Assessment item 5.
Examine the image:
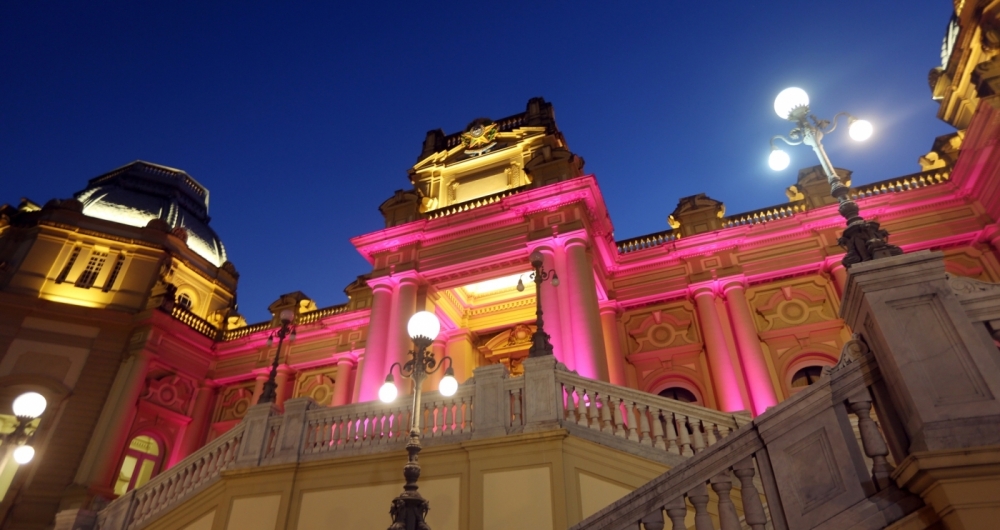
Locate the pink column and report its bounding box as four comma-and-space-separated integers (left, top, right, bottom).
275, 365, 294, 408
826, 259, 849, 297
551, 245, 576, 371
722, 280, 778, 415
563, 238, 609, 380
250, 370, 269, 404
177, 383, 215, 458
86, 351, 151, 490
424, 338, 448, 392
332, 357, 354, 406
532, 246, 568, 367
599, 303, 627, 385
351, 354, 365, 404
691, 285, 745, 412
387, 275, 419, 387
357, 280, 395, 401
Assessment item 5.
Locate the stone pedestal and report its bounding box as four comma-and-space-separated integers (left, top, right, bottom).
841, 251, 1000, 452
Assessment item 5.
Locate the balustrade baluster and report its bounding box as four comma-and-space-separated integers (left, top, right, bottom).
576, 388, 589, 427
733, 457, 767, 530
664, 412, 679, 454
691, 420, 706, 453
676, 415, 693, 456
849, 398, 894, 490
640, 509, 665, 530
711, 472, 741, 530
639, 406, 652, 446
432, 401, 443, 437
349, 413, 361, 448
652, 409, 666, 450
610, 396, 626, 438
626, 401, 639, 442
704, 421, 718, 447
511, 389, 522, 427
587, 392, 600, 431
568, 386, 581, 424
600, 393, 613, 433
664, 496, 687, 530
688, 484, 714, 530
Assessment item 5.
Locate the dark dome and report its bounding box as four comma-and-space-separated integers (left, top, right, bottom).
74, 161, 228, 266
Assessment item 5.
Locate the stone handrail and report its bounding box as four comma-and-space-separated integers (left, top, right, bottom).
571, 337, 921, 530
170, 305, 218, 340
296, 383, 475, 461
97, 423, 245, 530
554, 370, 748, 464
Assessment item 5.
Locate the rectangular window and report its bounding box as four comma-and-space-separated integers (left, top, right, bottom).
102, 254, 125, 292
54, 247, 81, 284
75, 252, 108, 289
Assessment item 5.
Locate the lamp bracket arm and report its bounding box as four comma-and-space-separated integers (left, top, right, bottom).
822, 112, 854, 135
770, 134, 801, 148
427, 355, 452, 375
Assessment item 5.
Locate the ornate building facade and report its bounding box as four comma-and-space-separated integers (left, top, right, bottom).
1, 2, 999, 529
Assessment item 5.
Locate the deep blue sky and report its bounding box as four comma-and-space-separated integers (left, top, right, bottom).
1, 2, 957, 323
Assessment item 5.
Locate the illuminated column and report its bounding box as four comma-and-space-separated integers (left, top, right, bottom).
722, 279, 777, 415
563, 238, 608, 380
386, 275, 419, 386
691, 285, 744, 412
551, 245, 576, 371
357, 280, 394, 401
332, 357, 354, 406
250, 370, 269, 404
599, 303, 627, 385
445, 330, 476, 382
351, 354, 365, 404
275, 366, 293, 408
533, 245, 569, 368
826, 258, 849, 297
177, 383, 215, 459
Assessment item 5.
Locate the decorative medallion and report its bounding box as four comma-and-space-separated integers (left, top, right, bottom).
461, 121, 498, 156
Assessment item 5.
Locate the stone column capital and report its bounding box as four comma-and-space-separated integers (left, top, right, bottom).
688, 281, 719, 299
599, 300, 622, 315
562, 235, 590, 250
720, 276, 748, 294
334, 356, 356, 368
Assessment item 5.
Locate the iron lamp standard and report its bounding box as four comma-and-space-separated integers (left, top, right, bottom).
380, 311, 457, 530
257, 309, 296, 404
768, 87, 902, 266
2, 392, 47, 465
516, 250, 559, 358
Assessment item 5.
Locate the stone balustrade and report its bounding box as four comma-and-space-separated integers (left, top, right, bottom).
571, 336, 922, 530
97, 424, 245, 530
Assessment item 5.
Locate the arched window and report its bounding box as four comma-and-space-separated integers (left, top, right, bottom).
658, 387, 698, 403
176, 293, 193, 310
114, 435, 163, 495
791, 366, 825, 388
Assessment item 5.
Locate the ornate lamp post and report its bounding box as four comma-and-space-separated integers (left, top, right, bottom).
2, 392, 47, 465
516, 250, 559, 357
379, 311, 458, 530
768, 87, 903, 266
257, 309, 296, 404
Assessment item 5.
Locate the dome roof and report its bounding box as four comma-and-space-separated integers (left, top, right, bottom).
74, 161, 228, 267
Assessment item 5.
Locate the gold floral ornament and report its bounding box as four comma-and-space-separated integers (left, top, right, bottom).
461, 122, 498, 149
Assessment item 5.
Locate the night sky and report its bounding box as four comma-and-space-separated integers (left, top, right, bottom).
1, 2, 957, 322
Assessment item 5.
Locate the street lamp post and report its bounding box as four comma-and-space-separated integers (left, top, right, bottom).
768, 87, 903, 266
2, 392, 48, 465
379, 311, 458, 530
516, 250, 559, 358
257, 309, 296, 404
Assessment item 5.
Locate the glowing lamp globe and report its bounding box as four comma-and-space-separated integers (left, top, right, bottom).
13, 445, 35, 464
407, 311, 440, 341
774, 87, 809, 120
379, 375, 398, 403
13, 392, 46, 419
849, 119, 873, 141
439, 368, 458, 397
768, 149, 791, 171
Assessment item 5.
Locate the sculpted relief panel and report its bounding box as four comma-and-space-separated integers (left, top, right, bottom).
624, 306, 698, 354
749, 279, 837, 332
622, 303, 711, 403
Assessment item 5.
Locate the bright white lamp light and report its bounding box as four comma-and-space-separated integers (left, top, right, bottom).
768, 149, 791, 171
12, 445, 35, 464
13, 392, 46, 419
379, 375, 398, 403
407, 311, 440, 341
849, 119, 873, 141
774, 87, 810, 120
439, 368, 458, 397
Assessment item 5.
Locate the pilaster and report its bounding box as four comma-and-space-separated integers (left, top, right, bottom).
721, 277, 777, 415
690, 283, 744, 412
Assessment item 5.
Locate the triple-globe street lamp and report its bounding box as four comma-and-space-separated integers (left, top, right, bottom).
767, 87, 902, 266
379, 311, 457, 530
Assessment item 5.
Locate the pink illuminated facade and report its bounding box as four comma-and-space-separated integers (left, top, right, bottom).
3, 85, 1000, 526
